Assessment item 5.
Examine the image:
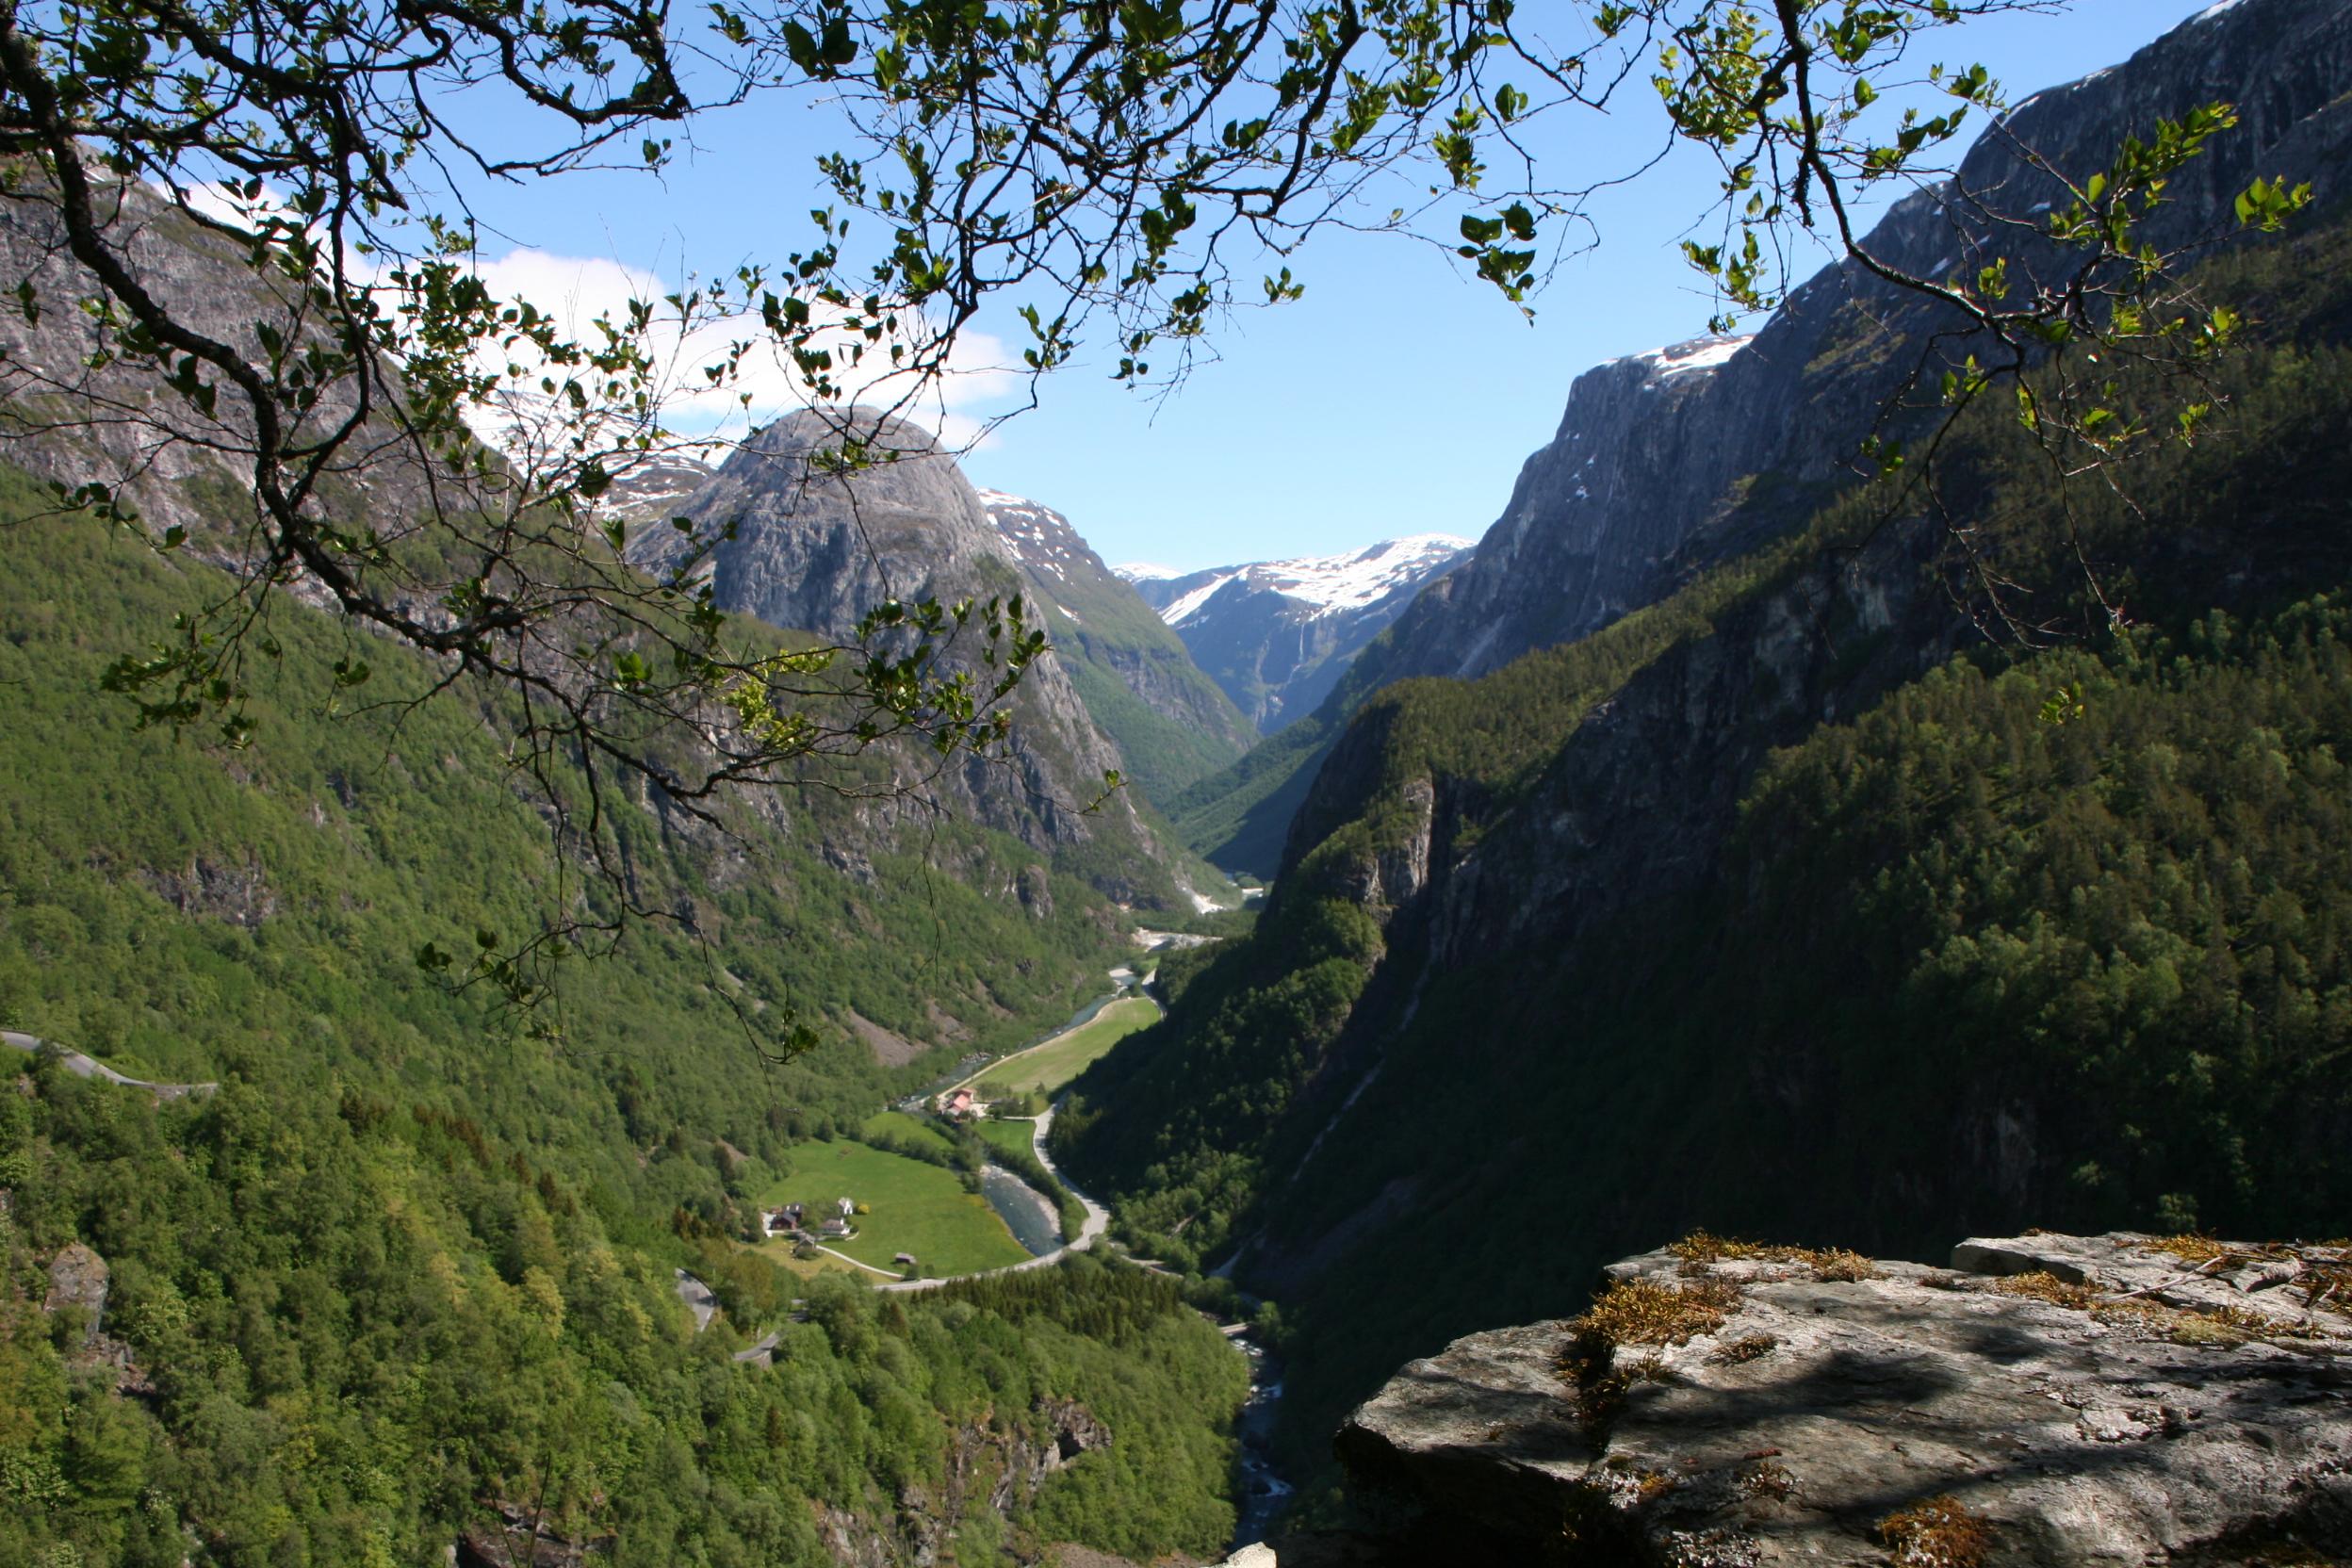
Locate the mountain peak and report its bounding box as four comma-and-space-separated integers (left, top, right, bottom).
1124, 533, 1475, 730
1140, 534, 1475, 630
970, 488, 1260, 799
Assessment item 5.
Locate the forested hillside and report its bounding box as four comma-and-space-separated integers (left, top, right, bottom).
4, 1068, 1244, 1565
1057, 195, 2352, 1513
0, 471, 1250, 1565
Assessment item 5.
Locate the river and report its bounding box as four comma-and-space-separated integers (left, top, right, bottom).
956, 1116, 1295, 1544
1231, 1335, 1293, 1548
978, 1163, 1062, 1256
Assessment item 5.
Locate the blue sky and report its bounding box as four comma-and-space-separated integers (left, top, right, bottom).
450, 1, 2233, 573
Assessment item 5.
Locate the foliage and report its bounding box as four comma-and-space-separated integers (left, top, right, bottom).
1168, 692, 1347, 877
0, 1069, 1247, 1565
762, 0, 2252, 391
1727, 600, 2352, 1238
0, 459, 1261, 1555
0, 0, 2292, 835
0, 510, 1135, 1177
1021, 549, 1255, 807
1571, 1278, 1740, 1349
1054, 895, 1383, 1274
1880, 1496, 1994, 1568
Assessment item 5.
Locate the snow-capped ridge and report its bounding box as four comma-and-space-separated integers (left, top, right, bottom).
1146, 532, 1474, 627
1633, 334, 1756, 379
1245, 533, 1477, 616
1125, 531, 1477, 729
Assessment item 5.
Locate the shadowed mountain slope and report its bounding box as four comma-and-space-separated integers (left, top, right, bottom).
981, 489, 1258, 806
1054, 0, 2352, 1511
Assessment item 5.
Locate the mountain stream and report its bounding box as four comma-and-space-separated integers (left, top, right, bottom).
1232, 1336, 1293, 1549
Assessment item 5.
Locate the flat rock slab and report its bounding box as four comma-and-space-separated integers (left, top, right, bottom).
1335, 1234, 2352, 1568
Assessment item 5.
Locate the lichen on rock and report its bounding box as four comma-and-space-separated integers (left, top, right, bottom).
1320, 1232, 2352, 1568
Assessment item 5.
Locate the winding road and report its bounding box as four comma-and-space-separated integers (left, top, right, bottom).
880, 1102, 1109, 1292
4, 1030, 217, 1099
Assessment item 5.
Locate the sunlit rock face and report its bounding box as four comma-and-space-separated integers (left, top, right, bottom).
1312, 1233, 2352, 1568
629, 408, 1192, 897
1364, 0, 2352, 691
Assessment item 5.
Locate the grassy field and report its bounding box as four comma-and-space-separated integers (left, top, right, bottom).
755, 1244, 872, 1282
972, 995, 1161, 1099
978, 1119, 1038, 1160
861, 1109, 956, 1155
753, 1138, 1028, 1279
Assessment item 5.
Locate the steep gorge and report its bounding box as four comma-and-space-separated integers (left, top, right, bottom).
1057, 0, 2352, 1510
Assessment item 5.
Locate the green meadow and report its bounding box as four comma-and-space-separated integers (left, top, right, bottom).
755, 1137, 1029, 1278
979, 1118, 1039, 1160
975, 996, 1162, 1099
862, 1108, 958, 1155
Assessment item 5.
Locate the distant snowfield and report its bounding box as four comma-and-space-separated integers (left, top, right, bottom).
1120, 533, 1475, 626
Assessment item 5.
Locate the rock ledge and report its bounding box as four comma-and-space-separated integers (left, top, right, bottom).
1313, 1233, 2352, 1567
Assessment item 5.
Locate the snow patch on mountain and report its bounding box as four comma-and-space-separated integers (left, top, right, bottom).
977, 488, 1096, 583
1634, 334, 1756, 379
1146, 534, 1475, 627
1154, 573, 1238, 627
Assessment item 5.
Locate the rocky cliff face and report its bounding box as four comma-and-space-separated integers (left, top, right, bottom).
0, 177, 447, 546
605, 459, 1255, 807
1369, 339, 1754, 685
629, 408, 1210, 904
810, 1396, 1116, 1568
1270, 0, 2352, 1045
1122, 536, 1473, 731
1279, 1233, 2352, 1568
1170, 0, 2352, 868
1362, 0, 2352, 692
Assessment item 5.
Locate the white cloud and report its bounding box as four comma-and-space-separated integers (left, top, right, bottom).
465, 246, 1021, 459
126, 188, 1017, 465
